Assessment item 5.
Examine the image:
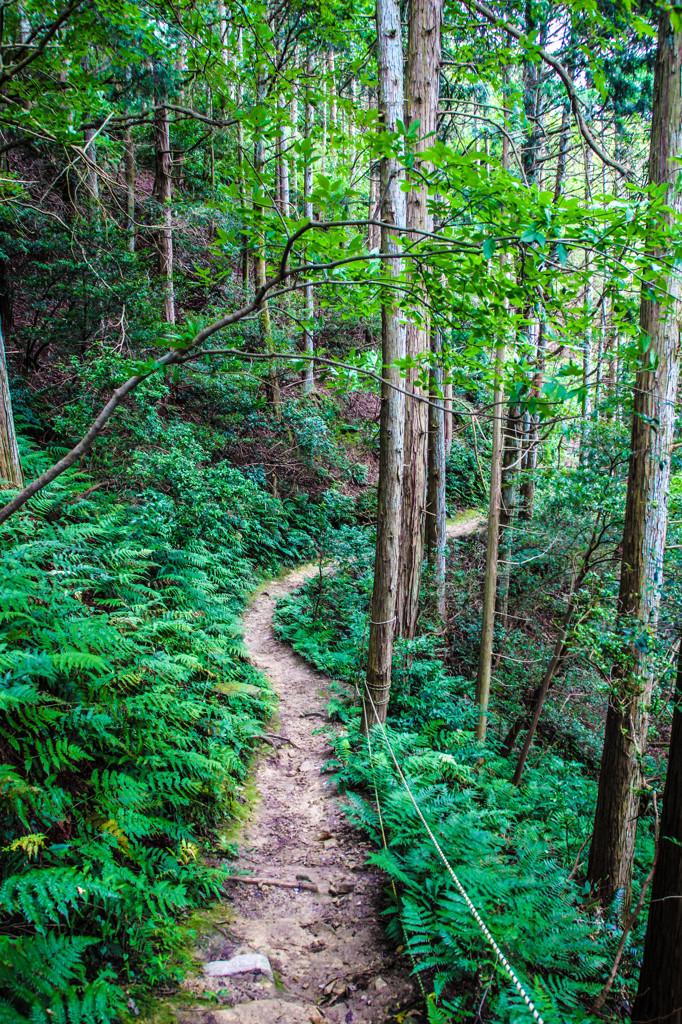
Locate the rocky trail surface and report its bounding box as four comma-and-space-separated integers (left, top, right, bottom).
163, 513, 484, 1024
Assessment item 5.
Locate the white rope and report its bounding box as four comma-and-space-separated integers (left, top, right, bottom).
362, 685, 545, 1024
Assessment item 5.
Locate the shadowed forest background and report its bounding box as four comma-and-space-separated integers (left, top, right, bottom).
1, 0, 682, 1022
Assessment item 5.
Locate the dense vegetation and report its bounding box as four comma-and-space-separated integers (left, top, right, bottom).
2, 0, 682, 1022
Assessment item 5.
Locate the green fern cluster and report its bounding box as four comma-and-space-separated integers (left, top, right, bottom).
0, 447, 298, 1022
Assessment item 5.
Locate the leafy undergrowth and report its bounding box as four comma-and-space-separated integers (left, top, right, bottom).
0, 440, 321, 1024
273, 533, 654, 1024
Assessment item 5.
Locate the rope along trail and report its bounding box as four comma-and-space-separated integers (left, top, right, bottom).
361, 678, 546, 1024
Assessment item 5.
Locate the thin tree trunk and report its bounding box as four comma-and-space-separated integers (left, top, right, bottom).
0, 317, 22, 488
474, 118, 513, 740
517, 18, 544, 521
302, 48, 315, 394
278, 93, 290, 217
396, 0, 443, 640
154, 102, 175, 324
426, 326, 447, 619
362, 0, 406, 735
321, 53, 328, 173
511, 609, 574, 786
495, 405, 521, 627
582, 147, 594, 428
83, 128, 99, 211
236, 27, 248, 297
519, 320, 546, 520
290, 50, 299, 212
588, 9, 682, 907
123, 122, 135, 253
632, 638, 682, 1023
475, 340, 506, 740
443, 379, 453, 455
368, 88, 381, 251
349, 76, 357, 159
595, 293, 606, 412
327, 49, 337, 128
553, 103, 571, 203
254, 68, 280, 417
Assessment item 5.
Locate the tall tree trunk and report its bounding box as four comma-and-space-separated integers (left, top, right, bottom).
83, 128, 99, 211
123, 121, 135, 253
254, 68, 280, 417
396, 0, 443, 640
0, 317, 22, 488
290, 50, 299, 212
302, 48, 315, 395
495, 405, 521, 627
588, 9, 682, 907
553, 102, 571, 203
362, 0, 406, 735
632, 638, 682, 1023
475, 340, 506, 740
321, 53, 328, 173
443, 379, 453, 455
582, 147, 594, 428
327, 49, 337, 128
474, 120, 512, 741
426, 326, 447, 619
519, 320, 545, 520
368, 88, 381, 251
154, 102, 175, 324
278, 93, 290, 217
517, 13, 544, 521
236, 27, 248, 296
348, 76, 357, 159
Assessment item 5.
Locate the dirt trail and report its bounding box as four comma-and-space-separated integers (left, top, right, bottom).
171, 513, 484, 1024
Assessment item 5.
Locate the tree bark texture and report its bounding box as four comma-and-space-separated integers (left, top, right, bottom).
154, 102, 175, 324
632, 640, 682, 1024
588, 10, 682, 906
363, 0, 407, 734
0, 318, 22, 488
397, 0, 443, 640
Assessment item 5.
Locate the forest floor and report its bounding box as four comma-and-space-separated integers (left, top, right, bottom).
156, 512, 484, 1024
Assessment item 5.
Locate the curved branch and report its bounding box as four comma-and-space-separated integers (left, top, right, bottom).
463, 0, 632, 179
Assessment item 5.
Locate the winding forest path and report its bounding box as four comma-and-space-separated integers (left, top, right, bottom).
171, 512, 484, 1024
